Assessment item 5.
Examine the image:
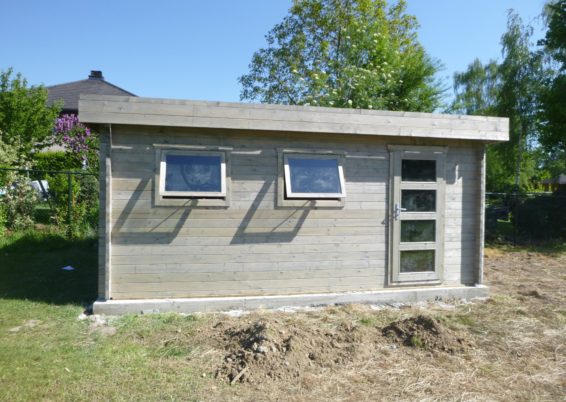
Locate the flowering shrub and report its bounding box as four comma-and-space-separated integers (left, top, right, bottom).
53, 114, 98, 169
2, 173, 38, 231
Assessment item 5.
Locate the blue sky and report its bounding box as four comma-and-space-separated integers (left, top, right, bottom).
1, 0, 547, 104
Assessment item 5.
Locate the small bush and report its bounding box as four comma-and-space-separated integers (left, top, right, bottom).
48, 173, 98, 237
33, 151, 81, 172
0, 201, 7, 232
2, 174, 38, 231
514, 194, 566, 240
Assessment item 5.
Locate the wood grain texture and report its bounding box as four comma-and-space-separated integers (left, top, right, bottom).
98, 126, 111, 300
97, 122, 483, 300
79, 95, 509, 142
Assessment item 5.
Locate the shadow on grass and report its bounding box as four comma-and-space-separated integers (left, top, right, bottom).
485, 239, 566, 256
0, 231, 98, 305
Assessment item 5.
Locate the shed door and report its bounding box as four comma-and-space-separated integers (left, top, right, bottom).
389, 147, 446, 285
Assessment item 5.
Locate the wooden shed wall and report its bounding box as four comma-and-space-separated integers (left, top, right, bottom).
105, 126, 482, 300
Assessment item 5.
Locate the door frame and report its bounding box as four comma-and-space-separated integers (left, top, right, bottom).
387, 145, 447, 286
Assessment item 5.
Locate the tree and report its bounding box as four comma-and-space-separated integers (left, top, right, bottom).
452, 11, 546, 191
539, 0, 566, 168
452, 58, 499, 116
0, 68, 60, 166
239, 0, 444, 112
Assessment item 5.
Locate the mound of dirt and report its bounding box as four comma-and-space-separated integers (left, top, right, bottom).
382, 315, 472, 354
214, 316, 381, 384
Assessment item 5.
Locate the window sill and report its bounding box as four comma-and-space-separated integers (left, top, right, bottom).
154, 195, 230, 208
276, 197, 345, 209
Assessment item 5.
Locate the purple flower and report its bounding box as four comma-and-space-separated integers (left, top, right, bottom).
53, 113, 95, 164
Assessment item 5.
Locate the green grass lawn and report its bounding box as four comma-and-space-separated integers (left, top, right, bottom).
0, 230, 209, 401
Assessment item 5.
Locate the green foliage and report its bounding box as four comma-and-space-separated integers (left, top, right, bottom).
33, 151, 82, 172
408, 334, 425, 349
452, 11, 547, 192
30, 153, 98, 236
48, 173, 99, 237
0, 138, 17, 183
0, 201, 6, 233
452, 59, 499, 115
542, 0, 566, 66
514, 194, 566, 240
0, 134, 16, 167
239, 0, 444, 111
539, 0, 566, 165
0, 68, 60, 165
2, 173, 39, 231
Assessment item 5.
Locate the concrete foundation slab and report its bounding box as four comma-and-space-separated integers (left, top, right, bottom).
93, 285, 489, 315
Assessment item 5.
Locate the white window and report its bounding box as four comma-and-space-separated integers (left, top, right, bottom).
277, 149, 346, 208
159, 150, 226, 197
283, 153, 346, 199
154, 145, 231, 208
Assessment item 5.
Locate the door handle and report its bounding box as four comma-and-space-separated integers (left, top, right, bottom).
394, 203, 407, 221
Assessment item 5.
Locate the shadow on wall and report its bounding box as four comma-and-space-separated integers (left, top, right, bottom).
111, 178, 192, 245
0, 233, 98, 305
230, 179, 310, 244
110, 147, 389, 246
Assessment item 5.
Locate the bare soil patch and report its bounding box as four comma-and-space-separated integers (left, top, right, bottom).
212, 312, 474, 385
382, 315, 473, 353
183, 248, 566, 401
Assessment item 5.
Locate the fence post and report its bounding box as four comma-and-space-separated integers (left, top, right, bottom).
67, 172, 73, 238
512, 188, 518, 246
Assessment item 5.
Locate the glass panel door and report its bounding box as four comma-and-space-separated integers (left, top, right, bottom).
389, 148, 445, 284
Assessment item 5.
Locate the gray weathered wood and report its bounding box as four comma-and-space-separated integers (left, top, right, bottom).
86, 103, 496, 301
79, 95, 509, 142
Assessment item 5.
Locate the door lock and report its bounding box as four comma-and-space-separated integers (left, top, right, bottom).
394, 203, 407, 221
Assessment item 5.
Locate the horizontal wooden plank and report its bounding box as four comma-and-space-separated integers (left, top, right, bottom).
109, 207, 385, 220
113, 258, 386, 274
110, 283, 381, 299
111, 250, 385, 265
110, 199, 387, 214
112, 266, 382, 284
80, 95, 508, 142
111, 242, 383, 256
110, 225, 383, 238
112, 217, 385, 229
111, 233, 386, 246
111, 274, 380, 293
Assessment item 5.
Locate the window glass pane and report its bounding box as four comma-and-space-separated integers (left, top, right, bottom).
401, 220, 435, 242
165, 154, 222, 192
402, 159, 436, 181
400, 250, 435, 272
288, 157, 342, 194
401, 190, 436, 212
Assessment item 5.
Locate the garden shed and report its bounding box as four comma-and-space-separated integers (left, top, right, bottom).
79, 95, 508, 314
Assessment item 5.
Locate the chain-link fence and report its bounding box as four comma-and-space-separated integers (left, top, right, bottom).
486, 191, 566, 244
0, 167, 98, 237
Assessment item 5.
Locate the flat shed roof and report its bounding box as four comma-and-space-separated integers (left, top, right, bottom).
79, 94, 508, 142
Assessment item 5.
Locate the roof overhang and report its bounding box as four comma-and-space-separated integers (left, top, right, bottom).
79, 94, 509, 142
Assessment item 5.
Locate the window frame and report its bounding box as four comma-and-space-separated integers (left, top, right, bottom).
154, 144, 231, 208
283, 153, 347, 199
159, 150, 226, 198
277, 149, 346, 208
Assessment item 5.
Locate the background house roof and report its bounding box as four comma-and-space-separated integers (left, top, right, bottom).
47, 71, 136, 114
